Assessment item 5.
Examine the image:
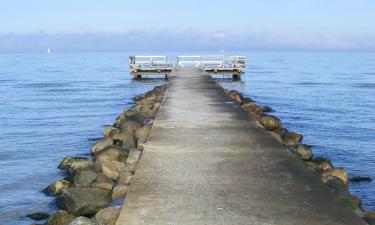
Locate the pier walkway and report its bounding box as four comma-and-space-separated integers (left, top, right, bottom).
116, 68, 365, 225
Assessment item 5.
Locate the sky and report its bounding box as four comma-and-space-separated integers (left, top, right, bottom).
0, 0, 375, 52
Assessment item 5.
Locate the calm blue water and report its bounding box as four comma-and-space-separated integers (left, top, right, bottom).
0, 52, 374, 224
0, 53, 166, 225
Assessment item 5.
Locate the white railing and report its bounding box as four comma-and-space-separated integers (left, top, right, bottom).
129, 56, 173, 72
176, 55, 246, 73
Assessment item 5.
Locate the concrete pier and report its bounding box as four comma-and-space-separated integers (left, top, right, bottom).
116, 68, 366, 225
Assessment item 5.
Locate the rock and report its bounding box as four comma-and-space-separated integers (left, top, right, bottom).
56, 187, 112, 216
113, 130, 136, 150
259, 115, 282, 131
320, 168, 348, 186
94, 147, 128, 165
350, 176, 372, 182
44, 179, 72, 196
46, 210, 76, 225
69, 160, 94, 175
92, 173, 114, 190
144, 90, 157, 101
227, 90, 242, 103
118, 170, 134, 185
295, 144, 313, 161
125, 148, 142, 172
91, 138, 113, 155
58, 157, 90, 171
104, 127, 119, 138
94, 206, 122, 225
26, 212, 49, 220
94, 147, 128, 180
69, 217, 97, 225
304, 157, 333, 172
99, 160, 126, 180
261, 106, 273, 112
312, 157, 333, 171
278, 129, 303, 146
112, 184, 129, 200
113, 114, 126, 128
135, 126, 151, 149
74, 170, 98, 187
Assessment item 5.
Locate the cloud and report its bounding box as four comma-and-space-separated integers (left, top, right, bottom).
0, 30, 374, 53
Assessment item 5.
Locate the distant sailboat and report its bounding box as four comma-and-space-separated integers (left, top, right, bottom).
47, 48, 51, 54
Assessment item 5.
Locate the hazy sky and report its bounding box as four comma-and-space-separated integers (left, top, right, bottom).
1, 0, 375, 52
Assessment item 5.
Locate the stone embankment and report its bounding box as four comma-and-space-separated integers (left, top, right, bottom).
29, 85, 167, 225
225, 88, 375, 224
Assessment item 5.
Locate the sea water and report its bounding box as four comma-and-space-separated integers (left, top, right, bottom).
0, 52, 374, 224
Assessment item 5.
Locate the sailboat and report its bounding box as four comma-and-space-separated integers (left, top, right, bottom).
47, 48, 51, 54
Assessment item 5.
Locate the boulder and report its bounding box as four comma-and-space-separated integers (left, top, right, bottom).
74, 170, 98, 187
91, 138, 113, 155
91, 173, 114, 190
261, 106, 273, 112
68, 160, 94, 175
98, 160, 126, 180
56, 187, 112, 216
94, 147, 128, 165
350, 176, 372, 183
304, 157, 333, 172
227, 90, 242, 103
135, 126, 151, 149
320, 168, 348, 186
69, 217, 97, 225
94, 147, 128, 180
278, 129, 303, 146
295, 144, 313, 161
58, 157, 90, 171
46, 210, 76, 225
144, 90, 157, 101
259, 115, 282, 131
118, 169, 134, 185
26, 212, 49, 220
44, 179, 72, 196
113, 130, 136, 150
113, 114, 126, 128
112, 184, 129, 200
94, 206, 122, 225
125, 148, 142, 172
103, 127, 119, 138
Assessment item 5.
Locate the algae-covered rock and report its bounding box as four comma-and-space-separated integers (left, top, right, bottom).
56, 187, 112, 216
68, 160, 94, 175
259, 115, 282, 131
58, 157, 90, 171
74, 170, 98, 187
44, 179, 72, 196
46, 210, 76, 225
320, 168, 348, 186
295, 144, 313, 161
94, 206, 122, 225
